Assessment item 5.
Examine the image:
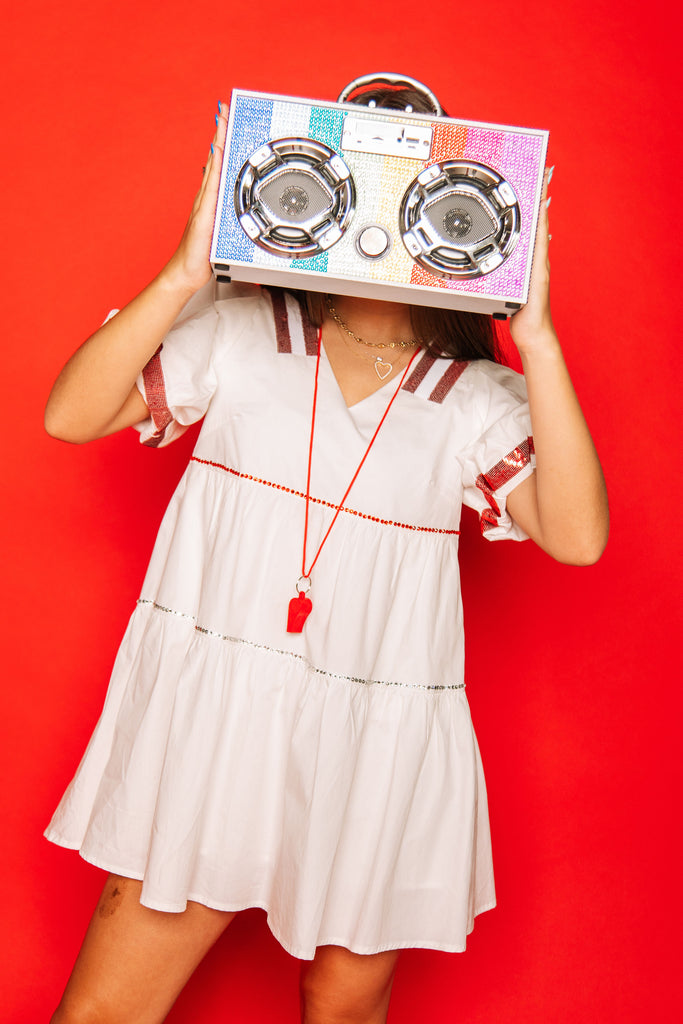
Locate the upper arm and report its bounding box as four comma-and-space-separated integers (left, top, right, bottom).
505, 471, 543, 546
96, 384, 150, 439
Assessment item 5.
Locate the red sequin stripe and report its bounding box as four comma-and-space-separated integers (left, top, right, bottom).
141, 346, 173, 448
266, 288, 292, 352
191, 456, 460, 535
402, 352, 468, 403
476, 437, 535, 533
402, 352, 436, 393
265, 287, 318, 355
429, 360, 468, 402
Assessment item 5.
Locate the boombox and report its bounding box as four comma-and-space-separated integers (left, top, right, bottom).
211, 79, 548, 317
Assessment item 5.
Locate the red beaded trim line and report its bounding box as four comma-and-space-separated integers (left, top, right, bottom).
191, 456, 460, 535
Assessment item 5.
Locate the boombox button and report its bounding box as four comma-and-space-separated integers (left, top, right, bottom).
357, 226, 390, 259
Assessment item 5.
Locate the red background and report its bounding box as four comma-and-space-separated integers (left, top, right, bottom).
2, 1, 681, 1020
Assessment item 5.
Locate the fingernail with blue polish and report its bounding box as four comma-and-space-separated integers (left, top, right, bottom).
217, 100, 222, 113
548, 165, 555, 183
546, 196, 552, 208
211, 142, 215, 155
215, 114, 219, 126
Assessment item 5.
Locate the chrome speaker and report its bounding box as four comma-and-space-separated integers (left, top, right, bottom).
234, 137, 355, 258
399, 161, 521, 278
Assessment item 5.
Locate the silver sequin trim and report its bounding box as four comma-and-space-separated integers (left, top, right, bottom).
137, 599, 465, 692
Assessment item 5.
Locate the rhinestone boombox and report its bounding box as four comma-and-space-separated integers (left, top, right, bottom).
211, 87, 548, 317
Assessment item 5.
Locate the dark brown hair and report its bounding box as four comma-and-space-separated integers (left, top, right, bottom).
297, 292, 500, 363
296, 82, 502, 364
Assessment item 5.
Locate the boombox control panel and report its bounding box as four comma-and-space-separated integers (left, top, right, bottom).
211, 90, 548, 316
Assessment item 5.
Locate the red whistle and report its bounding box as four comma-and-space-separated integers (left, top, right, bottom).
287, 592, 312, 633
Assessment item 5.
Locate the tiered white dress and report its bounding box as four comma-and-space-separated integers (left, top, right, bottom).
45, 282, 536, 960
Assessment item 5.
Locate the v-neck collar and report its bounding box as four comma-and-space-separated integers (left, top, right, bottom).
264, 286, 470, 407
319, 338, 413, 412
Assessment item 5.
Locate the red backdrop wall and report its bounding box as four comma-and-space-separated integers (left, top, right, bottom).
2, 0, 680, 1019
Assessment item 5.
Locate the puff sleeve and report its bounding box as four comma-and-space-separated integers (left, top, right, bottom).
460, 362, 536, 541
132, 281, 224, 448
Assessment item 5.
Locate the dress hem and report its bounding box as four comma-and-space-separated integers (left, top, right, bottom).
44, 829, 496, 961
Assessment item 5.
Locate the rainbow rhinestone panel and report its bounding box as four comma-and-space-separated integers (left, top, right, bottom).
213, 92, 547, 303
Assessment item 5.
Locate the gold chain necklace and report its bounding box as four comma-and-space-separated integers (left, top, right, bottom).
325, 296, 419, 381
325, 296, 418, 350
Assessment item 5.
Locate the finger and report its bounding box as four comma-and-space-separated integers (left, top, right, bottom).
216, 101, 228, 147
533, 166, 554, 260
206, 105, 227, 159
197, 103, 228, 197
193, 147, 224, 233
205, 141, 224, 201
542, 165, 554, 221
197, 143, 217, 202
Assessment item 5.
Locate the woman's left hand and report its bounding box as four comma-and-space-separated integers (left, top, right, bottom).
509, 168, 554, 354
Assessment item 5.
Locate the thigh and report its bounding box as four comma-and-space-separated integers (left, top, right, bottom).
52, 874, 237, 1024
300, 944, 401, 1024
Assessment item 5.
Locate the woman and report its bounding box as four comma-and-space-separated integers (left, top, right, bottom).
44, 78, 609, 1024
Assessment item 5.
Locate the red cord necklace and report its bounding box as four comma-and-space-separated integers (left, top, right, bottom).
287, 328, 420, 633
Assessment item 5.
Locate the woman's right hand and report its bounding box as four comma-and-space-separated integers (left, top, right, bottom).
162, 102, 229, 295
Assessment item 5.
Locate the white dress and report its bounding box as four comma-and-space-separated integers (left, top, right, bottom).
45, 282, 535, 960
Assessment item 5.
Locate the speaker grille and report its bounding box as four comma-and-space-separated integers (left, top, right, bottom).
424, 195, 496, 247
443, 208, 472, 239
259, 169, 333, 224
235, 138, 355, 258
280, 186, 309, 216
399, 160, 521, 279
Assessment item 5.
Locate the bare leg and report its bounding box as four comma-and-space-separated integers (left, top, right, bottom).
51, 874, 237, 1024
300, 945, 401, 1024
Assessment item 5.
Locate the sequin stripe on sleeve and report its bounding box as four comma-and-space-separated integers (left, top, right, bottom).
140, 346, 173, 448
476, 437, 536, 535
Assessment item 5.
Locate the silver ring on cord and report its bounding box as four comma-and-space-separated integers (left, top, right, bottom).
296, 576, 312, 595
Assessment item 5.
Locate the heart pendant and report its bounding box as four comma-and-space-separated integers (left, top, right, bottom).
374, 358, 392, 381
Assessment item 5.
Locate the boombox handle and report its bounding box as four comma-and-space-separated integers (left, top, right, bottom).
337, 73, 444, 117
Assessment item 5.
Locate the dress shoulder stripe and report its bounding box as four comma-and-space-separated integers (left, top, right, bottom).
402, 352, 468, 403
265, 287, 318, 355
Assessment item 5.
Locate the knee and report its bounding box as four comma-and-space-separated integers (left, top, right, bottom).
300, 978, 373, 1024
299, 954, 397, 1024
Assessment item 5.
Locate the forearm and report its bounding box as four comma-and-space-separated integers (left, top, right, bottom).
513, 329, 609, 564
